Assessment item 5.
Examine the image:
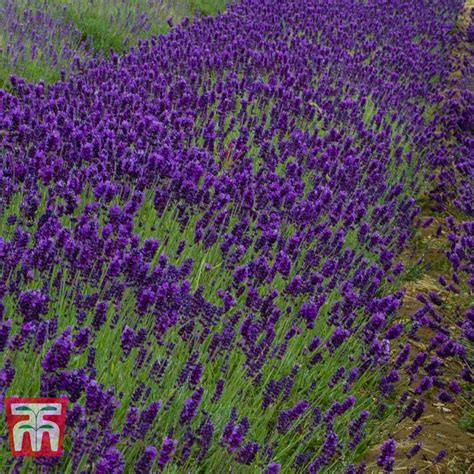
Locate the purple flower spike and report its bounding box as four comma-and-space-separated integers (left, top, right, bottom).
180, 387, 203, 424
158, 436, 177, 469
377, 437, 396, 471
265, 462, 281, 474
135, 446, 157, 473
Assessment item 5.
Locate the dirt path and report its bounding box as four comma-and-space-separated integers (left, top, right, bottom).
363, 217, 473, 473
363, 1, 474, 472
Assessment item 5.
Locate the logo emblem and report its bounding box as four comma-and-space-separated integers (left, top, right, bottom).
5, 397, 68, 457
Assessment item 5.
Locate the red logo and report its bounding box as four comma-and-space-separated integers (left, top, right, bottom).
5, 397, 68, 457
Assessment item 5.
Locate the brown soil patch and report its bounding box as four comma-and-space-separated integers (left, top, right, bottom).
363, 215, 473, 472
363, 1, 474, 462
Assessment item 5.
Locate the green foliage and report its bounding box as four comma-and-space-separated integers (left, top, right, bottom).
0, 58, 60, 90
63, 8, 129, 54
459, 410, 474, 433
190, 0, 228, 16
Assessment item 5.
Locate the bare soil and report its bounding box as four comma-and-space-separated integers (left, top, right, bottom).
364, 1, 474, 470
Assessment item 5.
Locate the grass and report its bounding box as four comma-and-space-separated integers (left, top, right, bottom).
459, 411, 474, 433
0, 56, 62, 88
190, 0, 228, 15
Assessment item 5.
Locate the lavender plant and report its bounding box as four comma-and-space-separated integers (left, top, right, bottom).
0, 0, 192, 88
0, 0, 472, 472
0, 0, 89, 86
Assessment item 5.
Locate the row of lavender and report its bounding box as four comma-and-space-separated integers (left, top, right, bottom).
0, 0, 189, 87
0, 0, 472, 472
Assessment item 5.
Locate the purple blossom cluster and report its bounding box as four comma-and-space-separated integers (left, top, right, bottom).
0, 0, 472, 471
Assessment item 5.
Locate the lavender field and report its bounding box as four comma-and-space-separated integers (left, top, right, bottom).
0, 0, 473, 472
